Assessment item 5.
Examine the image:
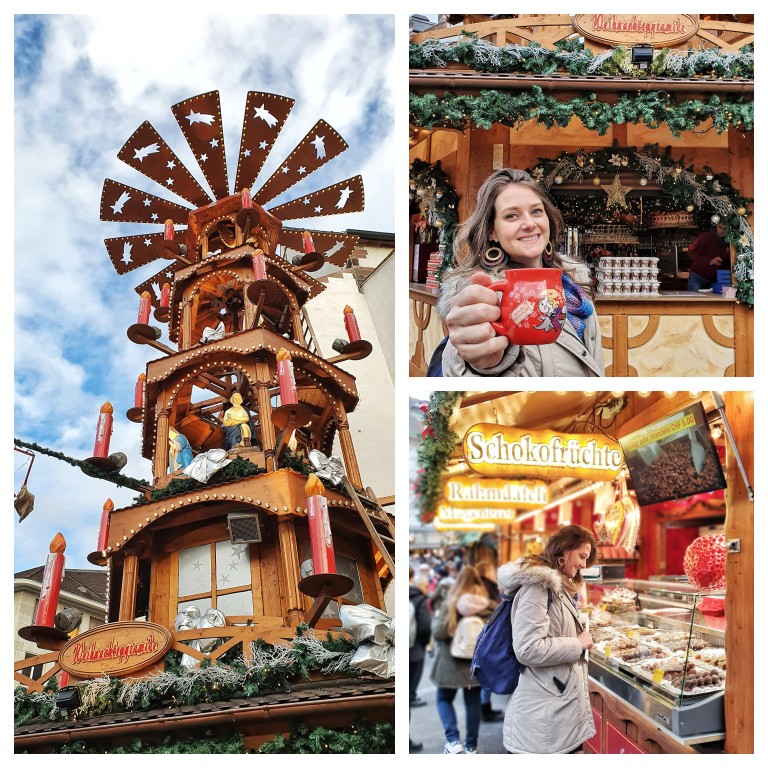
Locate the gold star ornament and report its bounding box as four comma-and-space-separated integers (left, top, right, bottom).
602, 173, 632, 209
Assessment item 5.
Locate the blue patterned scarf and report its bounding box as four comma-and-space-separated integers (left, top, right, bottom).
561, 272, 593, 341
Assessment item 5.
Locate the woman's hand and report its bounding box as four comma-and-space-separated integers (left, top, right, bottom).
445, 271, 509, 369
577, 629, 594, 651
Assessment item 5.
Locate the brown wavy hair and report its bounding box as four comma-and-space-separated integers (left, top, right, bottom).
523, 524, 599, 594
444, 564, 488, 635
438, 168, 590, 317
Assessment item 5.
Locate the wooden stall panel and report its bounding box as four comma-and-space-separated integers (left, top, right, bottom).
586, 706, 603, 754
606, 722, 646, 754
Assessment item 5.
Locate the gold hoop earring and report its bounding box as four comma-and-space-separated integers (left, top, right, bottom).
543, 240, 554, 265
481, 244, 508, 269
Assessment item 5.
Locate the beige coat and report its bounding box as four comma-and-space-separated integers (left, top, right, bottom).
497, 560, 595, 754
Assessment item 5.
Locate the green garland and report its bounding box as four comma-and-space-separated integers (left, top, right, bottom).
46, 722, 395, 754
409, 87, 753, 139
413, 392, 464, 524
54, 732, 245, 754
13, 626, 365, 728
13, 438, 151, 491
409, 159, 460, 279
531, 143, 753, 305
410, 34, 754, 80
259, 720, 395, 753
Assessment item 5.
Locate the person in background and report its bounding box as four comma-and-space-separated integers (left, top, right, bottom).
686, 223, 730, 291
430, 565, 495, 754
476, 561, 503, 723
497, 525, 598, 754
409, 566, 432, 748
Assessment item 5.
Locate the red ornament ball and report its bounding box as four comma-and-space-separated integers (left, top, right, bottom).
683, 534, 726, 590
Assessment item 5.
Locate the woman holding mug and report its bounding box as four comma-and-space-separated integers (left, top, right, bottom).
437, 168, 603, 377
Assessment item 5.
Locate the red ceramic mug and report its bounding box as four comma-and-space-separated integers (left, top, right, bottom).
487, 268, 566, 345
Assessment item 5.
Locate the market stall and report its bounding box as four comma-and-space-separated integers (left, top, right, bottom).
413, 390, 753, 753
408, 15, 754, 376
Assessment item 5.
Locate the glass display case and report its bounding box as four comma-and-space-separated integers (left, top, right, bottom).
583, 579, 726, 743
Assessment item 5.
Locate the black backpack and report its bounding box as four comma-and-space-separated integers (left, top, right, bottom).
470, 587, 552, 695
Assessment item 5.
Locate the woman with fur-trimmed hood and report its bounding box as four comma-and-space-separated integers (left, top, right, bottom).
496, 525, 599, 753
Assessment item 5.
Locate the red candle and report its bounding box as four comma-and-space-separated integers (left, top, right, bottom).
34, 533, 66, 627
163, 218, 174, 241
241, 187, 252, 209
305, 474, 336, 575
252, 249, 267, 281
138, 291, 152, 325
93, 402, 114, 458
302, 230, 315, 254
159, 283, 170, 308
343, 305, 361, 342
276, 348, 298, 405
134, 373, 146, 408
97, 499, 114, 552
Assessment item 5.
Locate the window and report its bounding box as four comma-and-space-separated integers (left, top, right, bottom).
177, 541, 253, 620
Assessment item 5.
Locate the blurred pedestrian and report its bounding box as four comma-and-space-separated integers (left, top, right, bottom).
430, 565, 494, 754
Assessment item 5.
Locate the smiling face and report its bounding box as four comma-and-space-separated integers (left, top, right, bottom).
561, 542, 593, 578
490, 183, 551, 268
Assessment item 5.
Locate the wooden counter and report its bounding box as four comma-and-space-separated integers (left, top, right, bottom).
596, 292, 752, 377
409, 287, 753, 377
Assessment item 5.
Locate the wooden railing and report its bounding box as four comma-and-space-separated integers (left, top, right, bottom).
13, 621, 330, 694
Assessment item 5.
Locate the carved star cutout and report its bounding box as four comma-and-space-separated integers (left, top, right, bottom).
243, 149, 251, 157
302, 197, 311, 205
210, 138, 219, 147
151, 212, 159, 220
167, 160, 176, 169
258, 141, 267, 150
143, 197, 152, 207
602, 173, 632, 209
314, 205, 323, 213
200, 153, 208, 162
281, 165, 289, 174
166, 177, 174, 186
143, 238, 152, 246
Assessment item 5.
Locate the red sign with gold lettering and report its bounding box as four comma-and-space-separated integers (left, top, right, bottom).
59, 621, 172, 678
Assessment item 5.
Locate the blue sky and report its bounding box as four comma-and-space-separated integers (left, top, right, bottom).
12, 13, 396, 572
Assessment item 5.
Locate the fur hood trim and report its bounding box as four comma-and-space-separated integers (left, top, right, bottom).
497, 558, 565, 596
456, 592, 490, 616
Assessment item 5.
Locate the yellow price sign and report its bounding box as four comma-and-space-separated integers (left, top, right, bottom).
605, 645, 612, 658
627, 630, 635, 638
652, 668, 665, 685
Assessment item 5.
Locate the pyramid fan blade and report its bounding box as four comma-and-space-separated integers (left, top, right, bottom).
234, 91, 295, 195
255, 120, 349, 205
117, 121, 211, 207
278, 228, 359, 268
100, 179, 191, 224
268, 175, 364, 220
105, 230, 187, 275
171, 91, 229, 200
134, 263, 187, 307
